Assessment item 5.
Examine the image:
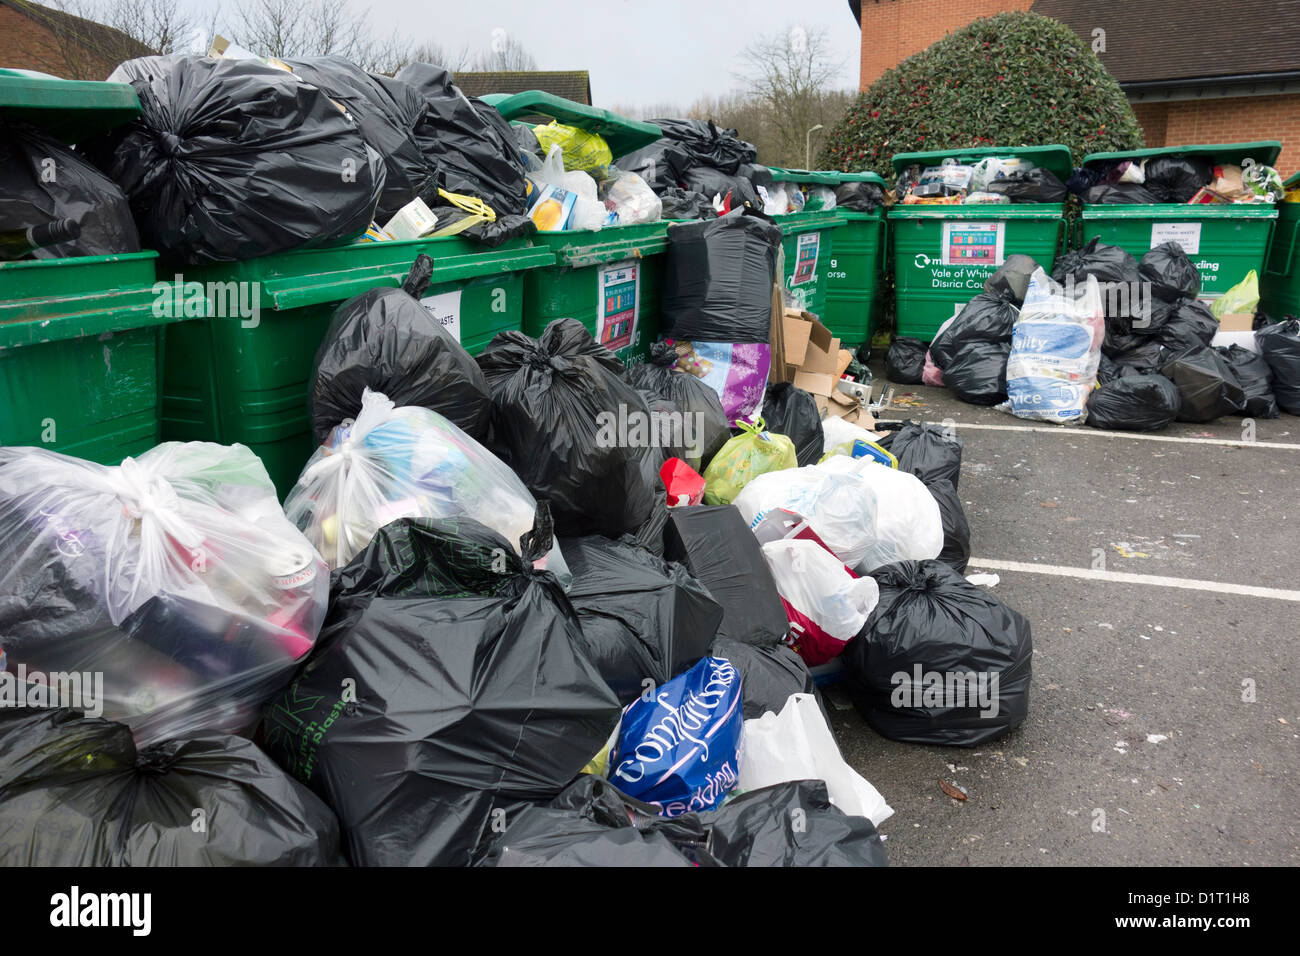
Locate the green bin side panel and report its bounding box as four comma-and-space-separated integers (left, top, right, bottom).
891, 213, 1062, 341
1261, 201, 1300, 320
777, 215, 843, 321
162, 245, 533, 500
822, 212, 885, 349
1080, 208, 1276, 297
0, 326, 163, 464
523, 257, 663, 366
522, 224, 669, 366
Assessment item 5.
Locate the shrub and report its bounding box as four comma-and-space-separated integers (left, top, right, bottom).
820, 12, 1143, 178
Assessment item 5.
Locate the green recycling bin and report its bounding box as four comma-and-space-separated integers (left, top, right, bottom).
483, 90, 667, 364
889, 145, 1071, 341
781, 170, 887, 350
1257, 171, 1299, 321
521, 223, 670, 364
770, 207, 845, 321
1079, 142, 1280, 300
0, 69, 182, 465
161, 236, 554, 498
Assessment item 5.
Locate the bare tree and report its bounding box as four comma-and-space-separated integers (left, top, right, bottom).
467, 30, 537, 71
736, 25, 850, 168
232, 0, 369, 60
379, 39, 474, 76
96, 0, 206, 54
32, 0, 165, 78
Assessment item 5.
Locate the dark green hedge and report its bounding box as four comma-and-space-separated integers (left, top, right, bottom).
820, 12, 1143, 178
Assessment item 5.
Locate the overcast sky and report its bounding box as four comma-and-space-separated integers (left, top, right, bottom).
201, 0, 863, 110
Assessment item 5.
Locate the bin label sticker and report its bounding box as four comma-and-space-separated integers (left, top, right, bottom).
792, 233, 820, 285
598, 260, 639, 353
421, 289, 463, 343
941, 221, 1004, 266
1151, 222, 1201, 256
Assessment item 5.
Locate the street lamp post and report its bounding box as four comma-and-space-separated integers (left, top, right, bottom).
805, 124, 824, 169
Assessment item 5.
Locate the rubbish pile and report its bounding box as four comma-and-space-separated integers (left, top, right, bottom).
895, 155, 1067, 205
1070, 155, 1285, 205
886, 236, 1300, 431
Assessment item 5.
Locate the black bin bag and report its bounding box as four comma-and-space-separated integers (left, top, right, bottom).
659, 187, 716, 220
88, 55, 384, 264
927, 478, 970, 573
614, 140, 693, 193
0, 121, 140, 257
983, 254, 1041, 307
650, 118, 757, 175
285, 56, 440, 222
394, 63, 528, 216
1255, 318, 1300, 415
1159, 345, 1247, 423
1143, 156, 1212, 204
1215, 344, 1279, 419
943, 341, 1011, 406
0, 709, 341, 866
834, 181, 885, 213
664, 506, 788, 647
1140, 242, 1201, 303
476, 318, 657, 539
1052, 238, 1139, 288
844, 560, 1033, 746
928, 291, 1018, 371
1082, 183, 1163, 204
761, 382, 825, 467
984, 166, 1067, 204
559, 536, 723, 705
1085, 374, 1182, 431
1152, 300, 1217, 352
626, 341, 731, 472
259, 514, 622, 867
874, 420, 964, 488
886, 337, 927, 383
681, 166, 761, 210
310, 254, 492, 443
661, 207, 782, 343
711, 637, 817, 720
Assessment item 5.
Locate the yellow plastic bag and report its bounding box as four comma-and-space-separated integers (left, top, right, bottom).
533, 121, 613, 173
1211, 270, 1260, 319
702, 418, 798, 506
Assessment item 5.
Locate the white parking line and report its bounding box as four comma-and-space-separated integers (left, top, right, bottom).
968, 557, 1300, 603
879, 419, 1300, 451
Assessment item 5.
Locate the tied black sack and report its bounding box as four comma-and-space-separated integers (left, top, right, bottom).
1215, 344, 1279, 419
259, 515, 621, 867
761, 382, 825, 467
1140, 242, 1201, 303
661, 207, 782, 344
310, 254, 492, 444
845, 560, 1033, 747
394, 63, 528, 217
1159, 345, 1247, 422
558, 536, 723, 705
886, 337, 928, 384
1255, 318, 1300, 415
284, 57, 440, 222
1085, 374, 1182, 431
0, 709, 341, 866
626, 341, 731, 472
0, 121, 140, 257
874, 420, 964, 488
88, 54, 384, 264
476, 318, 657, 538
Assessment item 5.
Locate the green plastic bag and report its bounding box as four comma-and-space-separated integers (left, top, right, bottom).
1211, 270, 1260, 319
702, 418, 798, 506
533, 121, 613, 173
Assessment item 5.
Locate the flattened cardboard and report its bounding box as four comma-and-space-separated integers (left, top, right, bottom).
1217, 313, 1254, 333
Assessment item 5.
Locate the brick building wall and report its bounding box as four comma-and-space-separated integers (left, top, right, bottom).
858, 0, 1031, 88
1136, 95, 1300, 177
0, 5, 125, 80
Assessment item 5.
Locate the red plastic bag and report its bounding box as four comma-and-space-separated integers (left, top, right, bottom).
661, 457, 705, 507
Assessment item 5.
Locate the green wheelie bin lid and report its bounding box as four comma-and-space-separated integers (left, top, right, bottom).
1081, 141, 1282, 171
481, 91, 662, 158
891, 144, 1074, 184
767, 167, 888, 188
0, 68, 141, 142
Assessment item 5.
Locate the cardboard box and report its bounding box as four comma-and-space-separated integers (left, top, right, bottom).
1217, 313, 1254, 333
770, 306, 877, 426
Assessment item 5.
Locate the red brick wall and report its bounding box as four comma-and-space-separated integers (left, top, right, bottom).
1156, 94, 1300, 178
1130, 102, 1168, 148
859, 0, 1032, 89
0, 7, 119, 80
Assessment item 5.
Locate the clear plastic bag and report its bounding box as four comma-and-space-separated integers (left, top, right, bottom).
737, 692, 893, 825
601, 167, 662, 225
0, 443, 327, 745
284, 388, 568, 578
529, 144, 605, 231
734, 457, 942, 574
761, 539, 880, 665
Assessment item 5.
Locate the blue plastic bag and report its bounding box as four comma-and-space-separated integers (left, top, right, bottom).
608, 656, 745, 816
